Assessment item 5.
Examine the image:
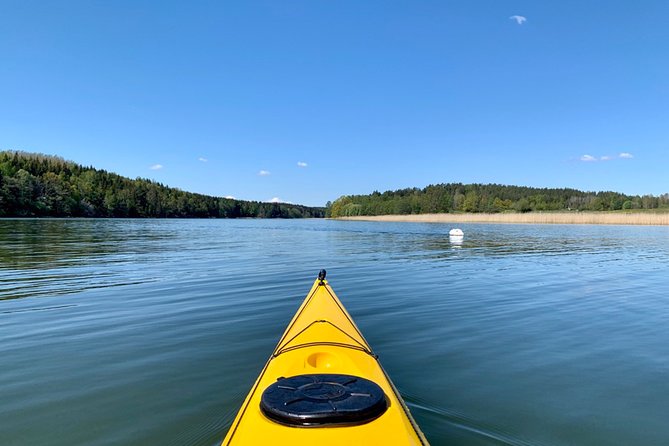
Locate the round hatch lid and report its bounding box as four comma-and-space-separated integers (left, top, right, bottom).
260, 373, 388, 427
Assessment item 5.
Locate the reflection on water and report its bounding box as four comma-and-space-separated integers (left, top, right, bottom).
1, 219, 669, 446
1, 219, 176, 267
0, 219, 179, 300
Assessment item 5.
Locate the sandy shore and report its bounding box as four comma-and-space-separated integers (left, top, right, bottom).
337, 212, 669, 226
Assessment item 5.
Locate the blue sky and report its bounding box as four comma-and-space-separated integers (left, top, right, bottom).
1, 1, 667, 206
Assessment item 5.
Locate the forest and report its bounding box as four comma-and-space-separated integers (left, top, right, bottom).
327, 183, 669, 217
0, 151, 325, 218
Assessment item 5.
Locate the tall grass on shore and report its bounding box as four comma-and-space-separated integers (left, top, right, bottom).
338, 212, 669, 226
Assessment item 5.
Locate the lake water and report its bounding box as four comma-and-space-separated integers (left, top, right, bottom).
1, 219, 668, 446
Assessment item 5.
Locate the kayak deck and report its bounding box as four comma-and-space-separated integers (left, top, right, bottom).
221, 274, 429, 445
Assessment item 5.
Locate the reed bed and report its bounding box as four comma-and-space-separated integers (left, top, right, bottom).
338, 212, 669, 226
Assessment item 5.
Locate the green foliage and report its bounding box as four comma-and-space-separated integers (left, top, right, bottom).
0, 151, 325, 218
329, 183, 669, 217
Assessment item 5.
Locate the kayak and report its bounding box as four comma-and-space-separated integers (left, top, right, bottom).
221, 270, 429, 445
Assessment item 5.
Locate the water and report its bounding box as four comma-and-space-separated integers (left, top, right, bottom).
1, 219, 668, 446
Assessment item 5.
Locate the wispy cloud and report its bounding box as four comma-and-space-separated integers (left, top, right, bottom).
198, 157, 208, 162
579, 152, 634, 162
297, 161, 308, 168
150, 164, 164, 170
510, 15, 527, 25
258, 170, 271, 176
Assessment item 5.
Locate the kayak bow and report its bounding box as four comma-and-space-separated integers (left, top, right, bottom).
222, 270, 429, 445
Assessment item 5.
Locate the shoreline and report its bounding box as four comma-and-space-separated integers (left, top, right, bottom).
336, 212, 669, 226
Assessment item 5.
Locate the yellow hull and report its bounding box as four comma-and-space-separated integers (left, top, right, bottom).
222, 273, 429, 445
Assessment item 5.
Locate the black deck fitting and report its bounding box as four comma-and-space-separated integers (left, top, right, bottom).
318, 269, 327, 283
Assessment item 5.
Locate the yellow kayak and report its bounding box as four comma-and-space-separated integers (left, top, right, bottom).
222, 270, 429, 445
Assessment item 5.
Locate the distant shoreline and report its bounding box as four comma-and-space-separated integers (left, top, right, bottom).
336, 212, 669, 226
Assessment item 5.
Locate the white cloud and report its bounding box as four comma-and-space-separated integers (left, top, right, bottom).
198, 157, 208, 162
578, 153, 634, 162
510, 15, 527, 25
224, 195, 235, 200
258, 170, 271, 176
297, 161, 308, 168
150, 164, 164, 170
267, 197, 294, 204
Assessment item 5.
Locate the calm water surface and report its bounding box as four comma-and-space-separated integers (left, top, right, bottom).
1, 219, 668, 445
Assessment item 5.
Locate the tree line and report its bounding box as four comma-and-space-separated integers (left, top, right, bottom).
327, 183, 669, 217
0, 151, 325, 218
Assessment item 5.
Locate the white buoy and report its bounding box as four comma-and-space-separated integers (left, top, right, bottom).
449, 228, 464, 245
449, 228, 464, 237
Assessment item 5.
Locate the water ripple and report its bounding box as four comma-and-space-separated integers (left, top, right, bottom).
2, 219, 669, 445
